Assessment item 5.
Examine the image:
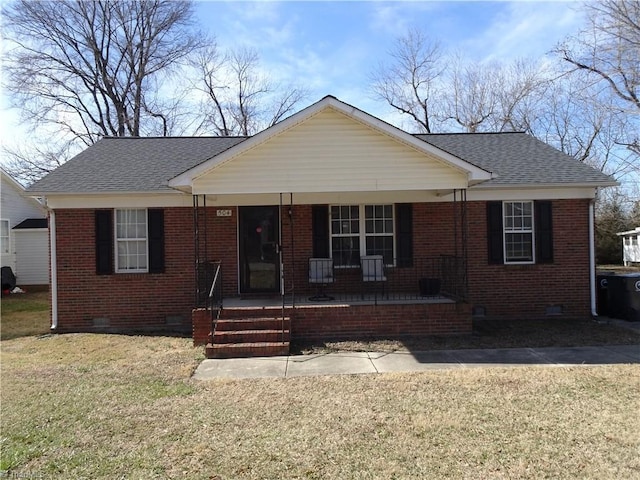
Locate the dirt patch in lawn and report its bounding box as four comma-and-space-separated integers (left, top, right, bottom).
292, 317, 640, 354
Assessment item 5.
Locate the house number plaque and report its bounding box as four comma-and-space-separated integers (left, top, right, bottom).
216, 209, 232, 217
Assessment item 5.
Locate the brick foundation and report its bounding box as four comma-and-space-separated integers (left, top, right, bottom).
193, 302, 472, 346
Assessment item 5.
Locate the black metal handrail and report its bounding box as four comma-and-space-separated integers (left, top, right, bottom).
206, 261, 223, 344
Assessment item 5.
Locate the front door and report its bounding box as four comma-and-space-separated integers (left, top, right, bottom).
239, 206, 281, 294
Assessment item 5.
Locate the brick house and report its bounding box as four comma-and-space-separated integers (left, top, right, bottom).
28, 96, 616, 357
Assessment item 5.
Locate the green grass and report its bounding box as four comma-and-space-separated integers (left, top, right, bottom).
0, 291, 50, 340
2, 295, 640, 478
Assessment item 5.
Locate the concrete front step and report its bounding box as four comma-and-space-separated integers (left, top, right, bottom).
214, 329, 290, 344
206, 341, 290, 359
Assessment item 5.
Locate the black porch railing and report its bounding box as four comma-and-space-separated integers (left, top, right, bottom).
196, 260, 223, 343
196, 261, 223, 309
306, 255, 468, 304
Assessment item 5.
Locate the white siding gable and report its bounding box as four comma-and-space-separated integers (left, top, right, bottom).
1, 172, 47, 228
1, 170, 48, 281
192, 108, 469, 195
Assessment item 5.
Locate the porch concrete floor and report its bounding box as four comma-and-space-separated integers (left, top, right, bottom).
192, 344, 640, 380
222, 294, 455, 309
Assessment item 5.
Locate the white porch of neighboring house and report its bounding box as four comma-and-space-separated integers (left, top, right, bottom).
618, 227, 640, 266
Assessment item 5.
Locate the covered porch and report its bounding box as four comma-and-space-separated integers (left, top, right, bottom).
190, 193, 474, 357
169, 97, 491, 356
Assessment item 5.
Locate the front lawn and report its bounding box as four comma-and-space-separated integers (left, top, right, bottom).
1, 294, 639, 479
1, 291, 50, 340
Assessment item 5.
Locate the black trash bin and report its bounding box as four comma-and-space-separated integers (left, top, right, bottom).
607, 273, 640, 322
1, 266, 16, 292
597, 274, 612, 316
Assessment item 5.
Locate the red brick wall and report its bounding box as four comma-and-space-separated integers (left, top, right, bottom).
291, 302, 472, 340
202, 206, 238, 297
466, 198, 592, 320
54, 208, 195, 332
55, 198, 593, 335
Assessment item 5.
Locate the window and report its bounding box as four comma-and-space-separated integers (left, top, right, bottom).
330, 205, 394, 266
0, 220, 9, 255
503, 201, 534, 263
365, 205, 394, 262
330, 205, 360, 266
115, 209, 148, 272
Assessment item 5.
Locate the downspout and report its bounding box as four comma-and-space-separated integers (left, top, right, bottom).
589, 199, 597, 318
49, 209, 58, 330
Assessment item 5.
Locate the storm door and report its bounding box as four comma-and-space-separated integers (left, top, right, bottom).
239, 206, 281, 294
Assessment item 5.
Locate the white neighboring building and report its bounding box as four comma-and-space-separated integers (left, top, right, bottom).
1, 168, 49, 286
617, 227, 640, 266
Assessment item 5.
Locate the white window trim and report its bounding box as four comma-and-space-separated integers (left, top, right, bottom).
502, 200, 535, 265
0, 219, 10, 255
114, 208, 149, 274
329, 204, 396, 268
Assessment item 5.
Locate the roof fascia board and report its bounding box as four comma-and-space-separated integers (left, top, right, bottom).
617, 227, 640, 236
169, 96, 493, 188
444, 186, 600, 201
42, 193, 193, 210
27, 189, 188, 197
472, 180, 619, 189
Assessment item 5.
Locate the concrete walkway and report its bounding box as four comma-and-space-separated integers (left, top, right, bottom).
193, 344, 640, 380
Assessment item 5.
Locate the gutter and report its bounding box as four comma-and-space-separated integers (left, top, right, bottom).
589, 199, 597, 318
49, 209, 58, 330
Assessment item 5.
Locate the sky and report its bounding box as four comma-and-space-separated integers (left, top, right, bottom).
192, 0, 584, 119
0, 1, 586, 161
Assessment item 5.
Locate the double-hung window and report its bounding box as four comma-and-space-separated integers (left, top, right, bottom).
330, 204, 394, 266
115, 209, 148, 272
330, 205, 360, 267
0, 220, 9, 255
503, 201, 534, 263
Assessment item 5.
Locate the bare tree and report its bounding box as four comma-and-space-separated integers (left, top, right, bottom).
555, 0, 640, 154
491, 59, 550, 133
2, 143, 73, 186
444, 56, 499, 132
534, 76, 638, 181
371, 28, 446, 133
3, 0, 202, 146
193, 46, 307, 136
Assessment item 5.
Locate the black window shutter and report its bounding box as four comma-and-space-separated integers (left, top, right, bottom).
396, 203, 413, 267
311, 205, 330, 258
487, 201, 504, 264
95, 210, 113, 275
148, 209, 165, 273
535, 201, 553, 264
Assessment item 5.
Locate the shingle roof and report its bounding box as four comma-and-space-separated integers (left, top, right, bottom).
28, 130, 615, 195
13, 218, 48, 229
417, 132, 615, 187
28, 136, 247, 194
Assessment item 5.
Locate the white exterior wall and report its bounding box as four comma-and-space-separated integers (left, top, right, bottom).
193, 108, 469, 195
622, 234, 640, 266
1, 170, 48, 280
14, 229, 49, 285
